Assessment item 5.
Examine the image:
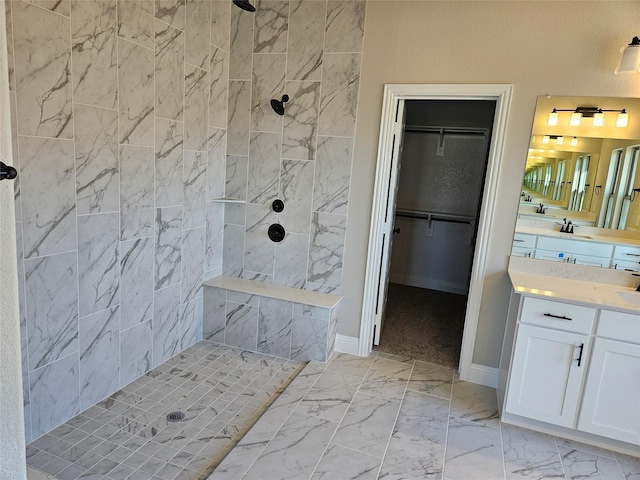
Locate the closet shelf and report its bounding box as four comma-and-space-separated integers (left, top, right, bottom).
395, 209, 474, 224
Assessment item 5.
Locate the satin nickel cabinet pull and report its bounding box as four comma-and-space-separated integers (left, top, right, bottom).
543, 313, 572, 321
576, 343, 585, 367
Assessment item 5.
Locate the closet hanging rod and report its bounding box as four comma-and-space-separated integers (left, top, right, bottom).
395, 209, 474, 224
404, 126, 489, 136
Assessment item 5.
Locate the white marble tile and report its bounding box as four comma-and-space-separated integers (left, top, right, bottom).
501, 423, 565, 480
210, 0, 231, 51
117, 0, 154, 49
332, 392, 400, 458
244, 204, 276, 275
19, 136, 76, 258
155, 118, 184, 208
25, 252, 78, 370
226, 155, 248, 200
120, 320, 153, 386
558, 446, 626, 480
253, 0, 288, 53
274, 232, 309, 288
311, 444, 380, 480
279, 159, 314, 234
286, 0, 325, 81
313, 136, 353, 215
21, 337, 31, 444
248, 412, 337, 480
180, 297, 203, 350
184, 64, 209, 151
74, 104, 119, 215
118, 38, 155, 146
185, 0, 210, 70
181, 226, 205, 303
207, 127, 227, 200
209, 47, 229, 129
206, 201, 225, 275
393, 390, 449, 446
407, 361, 454, 399
358, 357, 412, 403
155, 0, 185, 30
378, 431, 445, 480
15, 222, 27, 340
155, 19, 184, 121
31, 0, 71, 15
71, 0, 118, 109
318, 53, 361, 137
247, 132, 281, 205
251, 53, 286, 133
450, 379, 500, 427
282, 81, 320, 161
155, 206, 183, 290
79, 306, 120, 410
120, 145, 155, 241
153, 284, 181, 367
224, 202, 246, 226
229, 7, 253, 80
30, 354, 80, 439
209, 419, 279, 479
614, 452, 640, 480
326, 353, 375, 378
183, 150, 207, 229
203, 286, 226, 342
120, 237, 154, 330
222, 223, 245, 277
257, 297, 292, 358
77, 212, 120, 317
9, 91, 20, 222
307, 212, 346, 288
443, 416, 504, 480
13, 1, 73, 138
554, 438, 616, 459
225, 301, 259, 351
324, 1, 366, 53
293, 302, 330, 320
5, 0, 15, 92
291, 314, 328, 362
244, 271, 273, 283
227, 80, 252, 155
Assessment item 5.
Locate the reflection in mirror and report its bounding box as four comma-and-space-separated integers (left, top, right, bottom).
513, 96, 640, 270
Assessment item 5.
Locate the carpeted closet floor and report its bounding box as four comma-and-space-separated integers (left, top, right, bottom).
373, 283, 467, 368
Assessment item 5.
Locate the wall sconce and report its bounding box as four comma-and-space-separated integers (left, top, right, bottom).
616, 37, 640, 74
547, 106, 629, 127
541, 135, 565, 146
594, 185, 602, 195
631, 187, 640, 202
570, 137, 578, 146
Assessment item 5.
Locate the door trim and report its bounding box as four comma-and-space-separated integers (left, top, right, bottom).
359, 84, 513, 384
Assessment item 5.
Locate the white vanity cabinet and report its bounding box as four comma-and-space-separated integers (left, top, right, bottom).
577, 310, 640, 445
612, 244, 640, 272
534, 237, 613, 267
505, 298, 594, 428
511, 232, 536, 257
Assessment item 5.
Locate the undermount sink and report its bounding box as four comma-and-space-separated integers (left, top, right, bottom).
566, 234, 593, 240
615, 290, 640, 306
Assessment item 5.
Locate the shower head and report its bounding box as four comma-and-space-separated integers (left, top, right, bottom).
232, 0, 255, 12
270, 95, 289, 116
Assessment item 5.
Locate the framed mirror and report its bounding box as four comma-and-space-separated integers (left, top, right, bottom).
513, 96, 640, 270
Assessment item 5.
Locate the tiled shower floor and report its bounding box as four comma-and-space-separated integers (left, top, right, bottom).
26, 341, 303, 480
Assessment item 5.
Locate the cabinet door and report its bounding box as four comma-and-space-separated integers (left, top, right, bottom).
534, 249, 568, 263
570, 253, 611, 268
578, 338, 640, 444
506, 324, 589, 428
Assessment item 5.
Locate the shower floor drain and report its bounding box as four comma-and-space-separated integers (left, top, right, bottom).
166, 411, 185, 422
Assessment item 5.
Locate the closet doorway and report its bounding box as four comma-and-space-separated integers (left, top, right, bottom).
360, 84, 513, 383
376, 99, 495, 367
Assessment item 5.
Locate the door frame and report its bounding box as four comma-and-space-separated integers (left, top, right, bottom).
359, 84, 513, 385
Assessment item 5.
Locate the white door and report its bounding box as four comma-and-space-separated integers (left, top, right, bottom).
506, 324, 589, 428
373, 100, 406, 345
578, 338, 640, 444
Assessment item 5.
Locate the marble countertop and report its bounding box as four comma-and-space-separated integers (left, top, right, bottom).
508, 256, 640, 313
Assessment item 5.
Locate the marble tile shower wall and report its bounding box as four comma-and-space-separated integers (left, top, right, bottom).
219, 0, 366, 295
5, 0, 234, 443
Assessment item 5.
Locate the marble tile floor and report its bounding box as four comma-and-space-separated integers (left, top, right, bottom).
26, 341, 304, 480
209, 351, 640, 480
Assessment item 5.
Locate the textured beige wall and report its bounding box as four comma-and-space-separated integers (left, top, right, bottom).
342, 1, 640, 368
0, 2, 26, 478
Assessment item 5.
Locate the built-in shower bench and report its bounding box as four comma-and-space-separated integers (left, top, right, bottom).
202, 276, 342, 362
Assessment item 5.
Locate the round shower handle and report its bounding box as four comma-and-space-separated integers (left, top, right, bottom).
0, 162, 17, 181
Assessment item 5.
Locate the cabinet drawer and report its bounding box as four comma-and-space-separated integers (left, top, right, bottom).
513, 233, 536, 249
520, 297, 595, 334
611, 259, 640, 272
536, 237, 613, 258
613, 244, 640, 261
511, 246, 533, 258
597, 310, 640, 344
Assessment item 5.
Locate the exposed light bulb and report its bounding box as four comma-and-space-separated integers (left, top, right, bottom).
548, 109, 558, 126
617, 110, 629, 128
556, 136, 564, 145
593, 111, 604, 127
571, 137, 578, 146
570, 112, 581, 126
542, 135, 550, 144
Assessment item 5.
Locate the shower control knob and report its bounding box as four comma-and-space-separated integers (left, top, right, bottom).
272, 199, 284, 213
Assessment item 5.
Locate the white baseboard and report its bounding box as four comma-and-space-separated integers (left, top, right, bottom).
389, 274, 468, 295
461, 363, 498, 388
334, 334, 360, 356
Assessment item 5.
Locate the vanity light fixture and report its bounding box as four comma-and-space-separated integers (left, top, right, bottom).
616, 37, 640, 74
555, 136, 564, 145
570, 136, 579, 147
547, 106, 629, 127
542, 135, 550, 144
